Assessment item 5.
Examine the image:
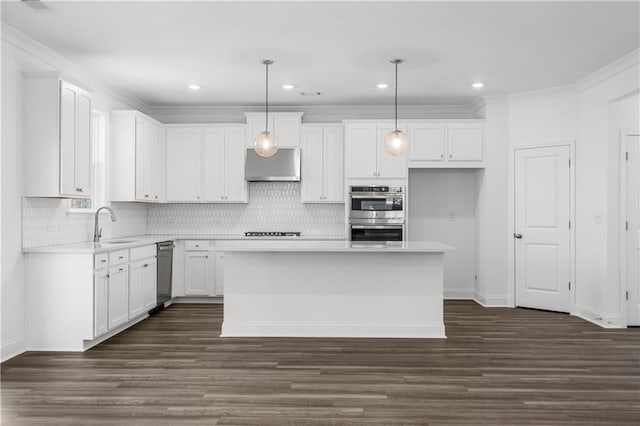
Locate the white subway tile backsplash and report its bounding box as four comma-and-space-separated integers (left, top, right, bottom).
22, 183, 345, 248
22, 199, 148, 248
148, 182, 345, 237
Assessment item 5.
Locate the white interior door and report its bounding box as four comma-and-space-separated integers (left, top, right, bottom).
515, 145, 571, 312
626, 135, 640, 325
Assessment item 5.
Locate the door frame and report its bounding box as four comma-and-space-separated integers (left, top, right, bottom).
508, 140, 576, 312
620, 129, 640, 326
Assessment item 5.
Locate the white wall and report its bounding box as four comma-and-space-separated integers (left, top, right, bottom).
408, 169, 479, 298
475, 99, 510, 306
506, 56, 639, 327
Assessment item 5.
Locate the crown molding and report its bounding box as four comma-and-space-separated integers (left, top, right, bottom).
1, 24, 149, 111
575, 48, 639, 93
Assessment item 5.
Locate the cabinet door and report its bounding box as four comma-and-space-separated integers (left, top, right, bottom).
75, 91, 92, 196
142, 258, 157, 310
108, 266, 129, 330
166, 127, 202, 202
184, 252, 211, 296
94, 269, 108, 338
128, 261, 145, 318
135, 118, 153, 201
323, 126, 344, 203
273, 115, 301, 147
447, 123, 483, 161
203, 128, 226, 202
224, 127, 247, 202
377, 125, 407, 178
214, 252, 224, 296
408, 123, 446, 162
59, 82, 77, 196
345, 124, 377, 178
152, 126, 167, 202
301, 127, 324, 202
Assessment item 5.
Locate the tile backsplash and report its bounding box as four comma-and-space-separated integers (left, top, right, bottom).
22, 199, 148, 248
22, 183, 346, 247
148, 182, 345, 237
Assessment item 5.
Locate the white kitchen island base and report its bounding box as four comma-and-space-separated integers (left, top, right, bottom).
221, 242, 452, 338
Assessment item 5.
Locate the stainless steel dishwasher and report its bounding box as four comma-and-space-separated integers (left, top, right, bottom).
155, 241, 174, 309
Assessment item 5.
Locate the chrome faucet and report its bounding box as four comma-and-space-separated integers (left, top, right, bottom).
93, 206, 117, 243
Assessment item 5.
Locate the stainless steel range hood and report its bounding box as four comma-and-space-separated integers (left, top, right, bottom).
245, 148, 301, 182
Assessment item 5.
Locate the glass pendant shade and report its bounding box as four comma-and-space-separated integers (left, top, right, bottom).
255, 130, 278, 157
384, 129, 408, 156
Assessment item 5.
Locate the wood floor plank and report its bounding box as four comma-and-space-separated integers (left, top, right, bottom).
2, 301, 639, 425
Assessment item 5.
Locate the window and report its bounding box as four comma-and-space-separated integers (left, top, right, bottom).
68, 110, 105, 212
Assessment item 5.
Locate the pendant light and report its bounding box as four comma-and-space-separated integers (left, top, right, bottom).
384, 59, 408, 156
255, 59, 278, 157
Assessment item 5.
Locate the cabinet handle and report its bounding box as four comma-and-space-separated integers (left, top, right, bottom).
449, 154, 452, 159
118, 268, 124, 272
101, 259, 106, 263
155, 195, 158, 199
205, 255, 208, 259
144, 194, 149, 198
106, 274, 110, 278
197, 196, 200, 200
440, 154, 444, 159
76, 187, 83, 192
119, 256, 124, 259
143, 263, 148, 268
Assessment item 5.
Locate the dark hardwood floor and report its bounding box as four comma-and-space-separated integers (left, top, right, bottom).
2, 301, 639, 425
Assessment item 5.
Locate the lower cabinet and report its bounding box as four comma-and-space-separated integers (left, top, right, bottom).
108, 265, 130, 330
185, 251, 216, 296
94, 269, 109, 337
129, 257, 157, 318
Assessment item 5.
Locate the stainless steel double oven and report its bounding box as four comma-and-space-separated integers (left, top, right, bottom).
349, 185, 405, 242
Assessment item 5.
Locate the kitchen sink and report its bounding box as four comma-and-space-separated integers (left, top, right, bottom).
100, 240, 137, 244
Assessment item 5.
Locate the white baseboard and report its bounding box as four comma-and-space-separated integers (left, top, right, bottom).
1, 338, 25, 363
172, 296, 223, 304
444, 289, 474, 299
473, 291, 510, 307
573, 304, 626, 329
221, 321, 447, 338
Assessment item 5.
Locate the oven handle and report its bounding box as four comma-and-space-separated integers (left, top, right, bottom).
350, 194, 402, 199
351, 225, 404, 230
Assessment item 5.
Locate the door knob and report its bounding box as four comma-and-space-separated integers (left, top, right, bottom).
514, 233, 523, 239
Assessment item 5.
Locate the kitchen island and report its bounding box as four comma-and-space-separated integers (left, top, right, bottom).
218, 241, 455, 339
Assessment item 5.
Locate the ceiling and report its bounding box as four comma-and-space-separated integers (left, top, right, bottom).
2, 1, 638, 107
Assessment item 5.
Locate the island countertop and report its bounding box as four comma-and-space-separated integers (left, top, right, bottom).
215, 240, 455, 253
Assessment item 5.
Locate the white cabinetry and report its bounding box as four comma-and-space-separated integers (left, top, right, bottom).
129, 259, 157, 318
245, 112, 303, 148
166, 125, 247, 203
107, 265, 129, 330
94, 266, 108, 338
184, 251, 215, 296
24, 73, 93, 198
111, 110, 166, 202
203, 127, 247, 202
344, 122, 407, 179
408, 121, 484, 168
301, 124, 344, 203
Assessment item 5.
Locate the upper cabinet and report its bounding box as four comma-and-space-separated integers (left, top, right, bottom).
344, 122, 407, 179
244, 112, 303, 148
166, 125, 247, 203
301, 124, 344, 203
24, 73, 93, 198
408, 121, 484, 168
111, 111, 166, 202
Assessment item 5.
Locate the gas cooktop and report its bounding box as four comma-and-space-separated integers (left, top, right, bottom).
244, 231, 301, 237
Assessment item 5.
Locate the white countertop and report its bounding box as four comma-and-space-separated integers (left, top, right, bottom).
22, 234, 346, 254
23, 236, 454, 254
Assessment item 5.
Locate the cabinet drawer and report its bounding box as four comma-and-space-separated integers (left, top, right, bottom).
109, 249, 129, 265
130, 245, 157, 261
185, 240, 209, 251
95, 253, 109, 269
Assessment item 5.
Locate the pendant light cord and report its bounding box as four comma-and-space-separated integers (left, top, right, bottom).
394, 60, 398, 131
265, 62, 269, 132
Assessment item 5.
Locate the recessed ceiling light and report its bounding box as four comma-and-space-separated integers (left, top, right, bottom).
188, 84, 200, 90
377, 83, 389, 89
282, 84, 294, 90
472, 82, 484, 89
